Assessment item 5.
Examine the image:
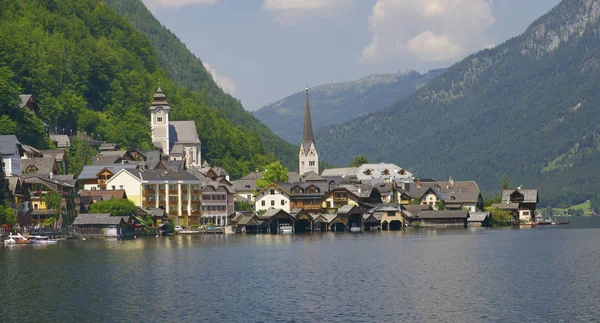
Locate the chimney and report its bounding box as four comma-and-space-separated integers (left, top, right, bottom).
517, 185, 522, 190
49, 172, 53, 179
416, 179, 421, 188
449, 177, 454, 186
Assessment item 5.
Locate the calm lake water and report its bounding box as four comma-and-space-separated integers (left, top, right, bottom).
2, 217, 600, 322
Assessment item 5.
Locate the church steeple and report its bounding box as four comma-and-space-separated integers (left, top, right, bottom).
299, 87, 319, 175
302, 87, 315, 150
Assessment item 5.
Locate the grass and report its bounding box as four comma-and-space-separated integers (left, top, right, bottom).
551, 200, 593, 215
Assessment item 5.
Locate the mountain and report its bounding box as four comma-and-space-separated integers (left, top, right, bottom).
102, 0, 297, 169
317, 0, 600, 206
254, 69, 446, 144
0, 0, 292, 179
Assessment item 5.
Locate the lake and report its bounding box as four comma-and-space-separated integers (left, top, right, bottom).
2, 217, 600, 322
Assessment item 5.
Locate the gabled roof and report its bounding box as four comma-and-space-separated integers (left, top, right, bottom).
254, 182, 292, 197
258, 208, 293, 221
77, 164, 139, 180
72, 214, 130, 226
502, 189, 538, 204
301, 171, 324, 182
491, 203, 520, 210
99, 143, 117, 151
49, 135, 70, 148
0, 135, 22, 156
40, 149, 67, 162
80, 189, 127, 199
417, 210, 469, 219
232, 179, 258, 192
468, 212, 490, 222
19, 94, 33, 109
169, 121, 200, 144
337, 205, 364, 215
321, 167, 357, 177
21, 157, 57, 178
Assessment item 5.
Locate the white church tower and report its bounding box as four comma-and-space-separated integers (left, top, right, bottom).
150, 86, 170, 155
299, 87, 319, 175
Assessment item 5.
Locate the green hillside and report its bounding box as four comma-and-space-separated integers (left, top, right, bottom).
317, 0, 600, 206
102, 0, 297, 168
254, 69, 446, 144
0, 0, 294, 179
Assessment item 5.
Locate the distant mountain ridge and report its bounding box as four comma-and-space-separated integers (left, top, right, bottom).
254, 69, 446, 144
317, 0, 600, 206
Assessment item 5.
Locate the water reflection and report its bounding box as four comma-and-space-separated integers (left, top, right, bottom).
3, 221, 600, 322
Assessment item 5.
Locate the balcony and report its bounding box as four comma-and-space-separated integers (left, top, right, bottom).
159, 190, 165, 195
181, 190, 188, 195
143, 189, 156, 195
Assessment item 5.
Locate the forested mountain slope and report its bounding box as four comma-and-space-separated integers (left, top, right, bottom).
318, 0, 600, 206
254, 69, 445, 144
103, 0, 297, 168
0, 0, 290, 179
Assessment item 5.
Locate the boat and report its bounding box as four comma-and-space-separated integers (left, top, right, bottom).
279, 224, 293, 234
29, 235, 58, 244
350, 224, 361, 233
4, 233, 30, 245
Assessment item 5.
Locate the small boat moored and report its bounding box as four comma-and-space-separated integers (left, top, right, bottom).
4, 233, 30, 245
29, 235, 58, 244
279, 224, 293, 234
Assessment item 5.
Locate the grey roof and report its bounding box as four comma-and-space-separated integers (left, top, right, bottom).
21, 157, 57, 178
237, 216, 259, 226
301, 88, 316, 154
232, 179, 258, 192
99, 143, 117, 151
77, 164, 139, 180
417, 210, 469, 219
332, 184, 374, 198
355, 163, 415, 181
92, 155, 123, 165
49, 135, 70, 147
241, 171, 263, 180
258, 208, 292, 220
143, 150, 162, 169
135, 168, 199, 182
502, 189, 538, 204
19, 94, 32, 108
72, 214, 130, 226
302, 171, 324, 181
22, 144, 42, 157
468, 212, 490, 222
40, 149, 67, 162
491, 203, 520, 210
338, 205, 364, 214
288, 172, 301, 183
99, 150, 129, 157
288, 181, 328, 197
0, 135, 22, 156
7, 177, 21, 194
169, 121, 200, 144
138, 207, 166, 217
150, 87, 170, 111
405, 179, 481, 204
321, 167, 357, 178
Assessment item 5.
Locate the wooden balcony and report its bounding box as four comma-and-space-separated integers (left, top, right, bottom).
142, 189, 156, 195
181, 190, 188, 195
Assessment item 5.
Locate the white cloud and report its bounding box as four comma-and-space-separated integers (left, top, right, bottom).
262, 0, 349, 24
143, 0, 218, 12
360, 0, 495, 64
203, 62, 236, 95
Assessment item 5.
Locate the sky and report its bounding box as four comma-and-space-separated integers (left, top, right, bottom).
142, 0, 562, 111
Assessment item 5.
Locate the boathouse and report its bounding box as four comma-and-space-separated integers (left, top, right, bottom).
335, 205, 365, 232
467, 212, 490, 227
257, 209, 295, 234
414, 210, 469, 228
72, 213, 133, 238
290, 208, 313, 233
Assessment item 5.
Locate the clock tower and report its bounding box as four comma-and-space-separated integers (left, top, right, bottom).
299, 87, 319, 175
150, 86, 170, 155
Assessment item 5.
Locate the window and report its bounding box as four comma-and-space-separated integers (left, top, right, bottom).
301, 161, 305, 166
247, 195, 251, 200
271, 200, 275, 206
281, 200, 285, 206
309, 161, 315, 167
111, 185, 115, 190
119, 185, 123, 189
34, 204, 38, 209
91, 187, 97, 191
261, 201, 265, 206
270, 190, 275, 195
523, 211, 530, 215
156, 116, 163, 123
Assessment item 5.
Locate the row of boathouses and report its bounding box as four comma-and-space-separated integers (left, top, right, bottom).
230, 204, 491, 234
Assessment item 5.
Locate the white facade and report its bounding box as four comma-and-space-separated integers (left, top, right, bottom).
255, 186, 291, 213
105, 170, 143, 206
151, 107, 170, 154
3, 153, 21, 176
299, 141, 319, 175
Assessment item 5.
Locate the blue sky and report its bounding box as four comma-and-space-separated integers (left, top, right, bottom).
143, 0, 562, 111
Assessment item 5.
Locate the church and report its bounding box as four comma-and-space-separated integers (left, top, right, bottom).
299, 88, 318, 175
149, 86, 201, 167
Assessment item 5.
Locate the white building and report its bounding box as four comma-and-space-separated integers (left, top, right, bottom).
254, 183, 291, 213
150, 87, 202, 167
0, 135, 23, 176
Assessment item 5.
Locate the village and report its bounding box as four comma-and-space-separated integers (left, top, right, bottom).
1, 86, 541, 242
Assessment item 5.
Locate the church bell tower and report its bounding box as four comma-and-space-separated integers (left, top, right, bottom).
150, 86, 170, 155
299, 87, 319, 175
